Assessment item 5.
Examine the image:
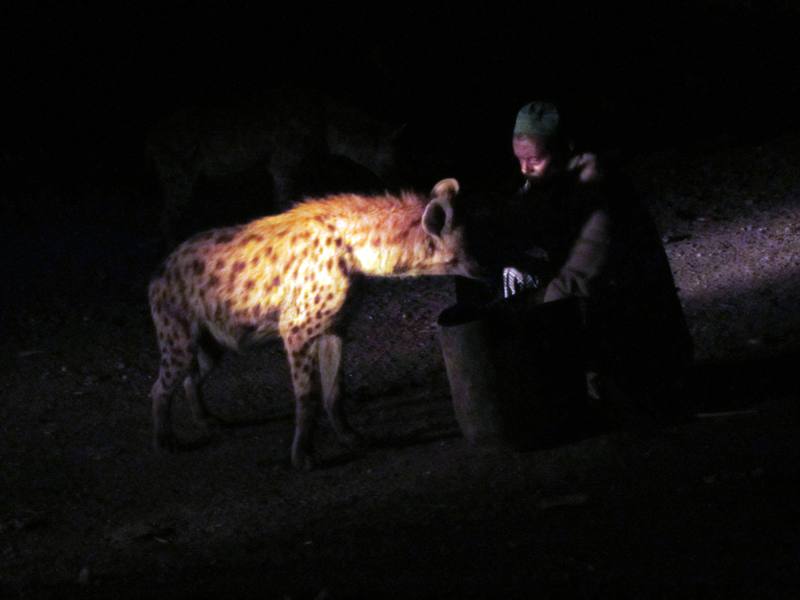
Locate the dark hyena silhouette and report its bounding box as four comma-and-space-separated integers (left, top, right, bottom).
147, 86, 404, 245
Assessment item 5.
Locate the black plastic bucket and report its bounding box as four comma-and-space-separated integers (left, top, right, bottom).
437, 296, 588, 449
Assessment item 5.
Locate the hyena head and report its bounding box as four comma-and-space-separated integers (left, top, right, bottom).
418, 178, 485, 280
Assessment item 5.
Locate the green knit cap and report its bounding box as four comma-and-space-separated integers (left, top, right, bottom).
513, 101, 561, 138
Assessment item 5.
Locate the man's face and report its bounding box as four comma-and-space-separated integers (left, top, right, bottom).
512, 135, 553, 181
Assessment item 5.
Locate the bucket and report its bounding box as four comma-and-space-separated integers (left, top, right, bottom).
437, 295, 588, 449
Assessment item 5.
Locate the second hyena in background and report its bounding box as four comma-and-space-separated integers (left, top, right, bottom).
148, 178, 481, 469
147, 86, 404, 245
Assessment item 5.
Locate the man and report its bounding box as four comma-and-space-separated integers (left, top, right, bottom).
459, 100, 693, 418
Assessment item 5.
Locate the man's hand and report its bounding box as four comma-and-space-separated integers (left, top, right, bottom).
502, 267, 539, 299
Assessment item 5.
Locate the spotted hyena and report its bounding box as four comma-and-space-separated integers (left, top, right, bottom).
148, 178, 480, 469
146, 86, 404, 245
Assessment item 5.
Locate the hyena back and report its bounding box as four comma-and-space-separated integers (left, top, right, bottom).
148, 178, 479, 469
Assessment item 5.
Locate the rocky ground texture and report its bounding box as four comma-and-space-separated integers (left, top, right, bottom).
1, 129, 799, 599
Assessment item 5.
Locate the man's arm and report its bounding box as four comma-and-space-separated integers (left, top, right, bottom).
543, 208, 612, 302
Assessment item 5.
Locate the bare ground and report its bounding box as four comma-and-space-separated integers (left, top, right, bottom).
1, 130, 800, 599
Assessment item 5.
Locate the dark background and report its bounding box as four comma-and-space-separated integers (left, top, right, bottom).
4, 1, 800, 201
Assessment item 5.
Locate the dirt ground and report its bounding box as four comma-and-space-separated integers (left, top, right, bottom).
2, 129, 800, 599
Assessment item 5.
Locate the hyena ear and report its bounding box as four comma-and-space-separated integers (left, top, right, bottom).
430, 178, 460, 201
423, 178, 459, 238
422, 199, 449, 239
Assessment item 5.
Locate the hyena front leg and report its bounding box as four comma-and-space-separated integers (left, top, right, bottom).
318, 333, 362, 449
283, 334, 322, 470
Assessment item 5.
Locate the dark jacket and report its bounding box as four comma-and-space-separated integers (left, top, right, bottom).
459, 156, 693, 388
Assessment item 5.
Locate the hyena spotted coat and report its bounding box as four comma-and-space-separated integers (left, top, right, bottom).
148, 178, 480, 469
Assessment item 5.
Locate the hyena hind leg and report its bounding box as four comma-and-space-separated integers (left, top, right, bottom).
150, 352, 193, 452
149, 305, 198, 452
318, 333, 362, 449
183, 333, 225, 432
